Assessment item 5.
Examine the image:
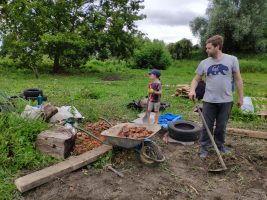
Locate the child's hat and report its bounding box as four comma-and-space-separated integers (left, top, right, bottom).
148, 69, 161, 78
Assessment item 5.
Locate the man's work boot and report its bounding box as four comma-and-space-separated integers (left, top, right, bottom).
200, 149, 209, 158
218, 145, 231, 154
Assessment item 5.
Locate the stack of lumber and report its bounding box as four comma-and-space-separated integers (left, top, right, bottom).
174, 84, 190, 97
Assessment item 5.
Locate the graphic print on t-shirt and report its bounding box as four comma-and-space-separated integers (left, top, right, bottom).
207, 64, 229, 76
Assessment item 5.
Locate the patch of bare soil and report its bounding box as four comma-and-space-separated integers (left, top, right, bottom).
102, 75, 122, 81
22, 134, 267, 200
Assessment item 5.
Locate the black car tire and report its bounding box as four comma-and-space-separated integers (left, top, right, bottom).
24, 89, 43, 98
168, 120, 201, 142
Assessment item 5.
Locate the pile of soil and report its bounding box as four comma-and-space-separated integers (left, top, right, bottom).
118, 126, 153, 139
73, 119, 111, 155
102, 75, 121, 81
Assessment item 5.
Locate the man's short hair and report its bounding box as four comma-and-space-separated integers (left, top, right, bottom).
206, 35, 224, 50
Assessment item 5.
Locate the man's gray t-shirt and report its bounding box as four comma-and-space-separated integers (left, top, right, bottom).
196, 54, 239, 103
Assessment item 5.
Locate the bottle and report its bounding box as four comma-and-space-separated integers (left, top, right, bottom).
37, 94, 43, 106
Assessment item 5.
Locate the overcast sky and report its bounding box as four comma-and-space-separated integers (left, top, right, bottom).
136, 0, 209, 44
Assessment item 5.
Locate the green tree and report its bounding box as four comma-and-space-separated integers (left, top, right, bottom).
190, 0, 267, 53
99, 0, 145, 59
132, 40, 172, 70
167, 38, 193, 59
0, 0, 144, 74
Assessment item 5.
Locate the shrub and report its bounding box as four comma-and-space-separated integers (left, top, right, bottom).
80, 59, 128, 73
131, 42, 172, 70
0, 57, 18, 68
168, 38, 193, 59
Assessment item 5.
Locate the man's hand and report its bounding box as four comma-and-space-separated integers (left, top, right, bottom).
188, 90, 196, 101
237, 98, 243, 108
189, 74, 201, 101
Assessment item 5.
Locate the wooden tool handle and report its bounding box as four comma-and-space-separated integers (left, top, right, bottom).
197, 106, 227, 169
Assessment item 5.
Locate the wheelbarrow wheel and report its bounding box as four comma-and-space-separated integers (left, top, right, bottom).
140, 141, 165, 165
140, 153, 155, 165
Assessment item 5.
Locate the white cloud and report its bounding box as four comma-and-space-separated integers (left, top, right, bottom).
136, 0, 209, 44
144, 9, 199, 26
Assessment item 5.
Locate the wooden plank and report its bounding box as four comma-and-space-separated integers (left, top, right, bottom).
257, 110, 267, 120
15, 144, 112, 193
227, 128, 267, 139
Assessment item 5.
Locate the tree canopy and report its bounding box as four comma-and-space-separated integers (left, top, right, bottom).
0, 0, 144, 74
190, 0, 267, 53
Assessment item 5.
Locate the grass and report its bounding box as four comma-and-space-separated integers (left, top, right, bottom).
0, 59, 266, 123
0, 57, 266, 199
0, 112, 58, 200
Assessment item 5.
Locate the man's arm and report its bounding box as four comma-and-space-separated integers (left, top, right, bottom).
233, 71, 244, 107
188, 74, 202, 100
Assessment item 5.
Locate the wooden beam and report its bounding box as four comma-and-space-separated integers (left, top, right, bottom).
15, 144, 112, 193
227, 128, 267, 139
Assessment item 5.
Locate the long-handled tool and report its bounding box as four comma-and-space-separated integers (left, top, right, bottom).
75, 125, 105, 144
196, 105, 227, 172
142, 96, 150, 124
106, 164, 124, 178
64, 117, 105, 144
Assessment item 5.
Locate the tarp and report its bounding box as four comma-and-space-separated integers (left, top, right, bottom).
158, 113, 182, 129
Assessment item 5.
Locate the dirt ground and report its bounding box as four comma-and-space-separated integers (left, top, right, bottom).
22, 132, 267, 200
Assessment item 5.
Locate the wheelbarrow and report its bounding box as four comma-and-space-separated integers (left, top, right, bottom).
64, 118, 165, 163
64, 118, 161, 149
101, 123, 165, 164
101, 123, 161, 149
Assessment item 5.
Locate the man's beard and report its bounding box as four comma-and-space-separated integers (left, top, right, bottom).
208, 52, 216, 58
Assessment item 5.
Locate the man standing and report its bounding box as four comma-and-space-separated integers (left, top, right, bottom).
189, 35, 244, 158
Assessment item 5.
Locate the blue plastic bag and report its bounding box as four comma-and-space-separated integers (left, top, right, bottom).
158, 113, 182, 129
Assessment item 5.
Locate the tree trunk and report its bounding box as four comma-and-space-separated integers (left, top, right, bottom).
32, 67, 39, 79
30, 65, 39, 79
53, 52, 60, 73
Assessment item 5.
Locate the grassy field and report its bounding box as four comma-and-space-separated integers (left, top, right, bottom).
0, 59, 266, 128
0, 58, 267, 199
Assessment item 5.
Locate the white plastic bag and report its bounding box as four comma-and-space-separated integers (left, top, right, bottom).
21, 105, 43, 119
241, 96, 254, 113
49, 106, 83, 123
